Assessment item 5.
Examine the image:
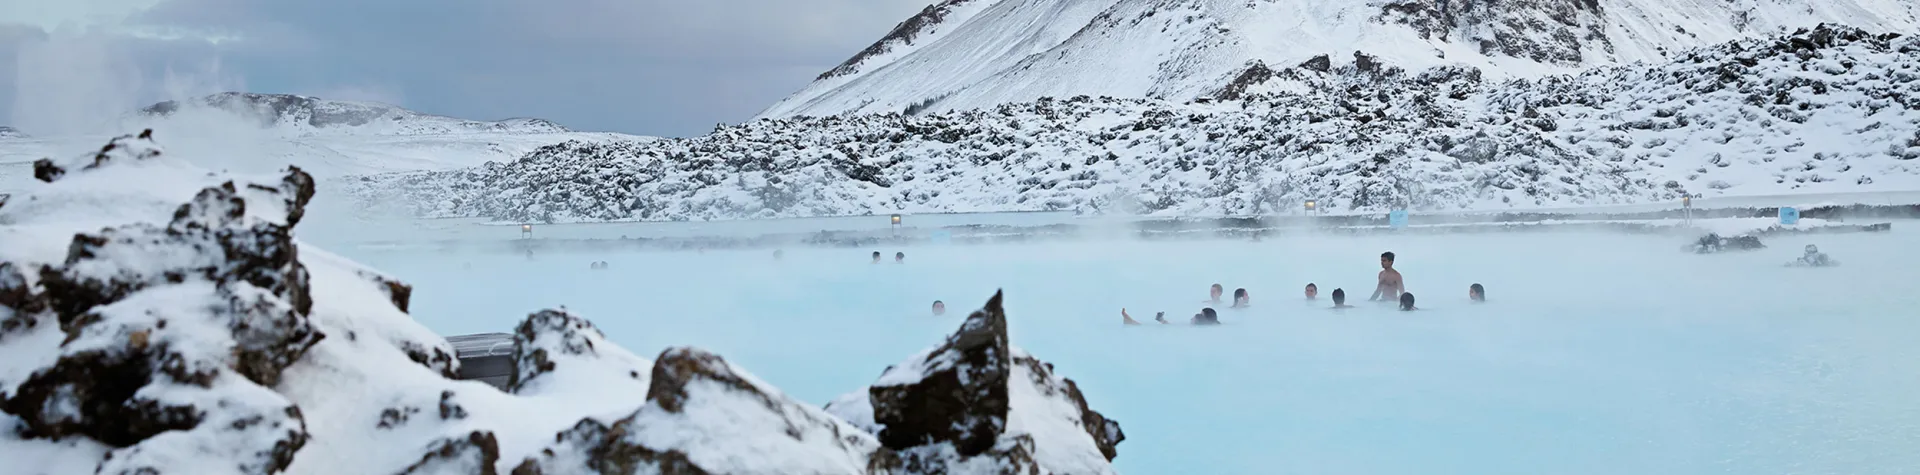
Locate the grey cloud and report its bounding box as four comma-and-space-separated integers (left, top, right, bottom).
6, 0, 930, 137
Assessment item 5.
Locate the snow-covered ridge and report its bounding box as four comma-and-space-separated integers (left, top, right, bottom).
762, 0, 1920, 118
1, 133, 1124, 473
0, 127, 21, 139
349, 25, 1920, 223
139, 92, 570, 137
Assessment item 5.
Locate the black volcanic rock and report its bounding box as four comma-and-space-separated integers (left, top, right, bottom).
399, 431, 502, 475
513, 347, 889, 474
829, 291, 1126, 474
0, 134, 323, 475
871, 290, 1012, 455
508, 309, 649, 394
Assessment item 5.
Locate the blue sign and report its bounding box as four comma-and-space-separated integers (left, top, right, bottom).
1779, 207, 1799, 225
1388, 210, 1409, 229
930, 230, 952, 244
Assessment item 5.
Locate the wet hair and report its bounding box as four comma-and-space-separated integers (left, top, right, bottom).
872, 251, 881, 258
1305, 283, 1317, 290
896, 251, 905, 259
1381, 251, 1396, 262
1211, 283, 1223, 291
1233, 288, 1248, 299
1470, 283, 1485, 301
1399, 292, 1416, 310
1331, 288, 1346, 304
1201, 308, 1218, 320
932, 300, 944, 308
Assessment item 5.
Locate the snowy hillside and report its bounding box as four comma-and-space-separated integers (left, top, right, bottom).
139, 92, 568, 137
761, 0, 1920, 118
0, 127, 21, 139
348, 26, 1920, 223
0, 132, 1125, 474
0, 94, 652, 192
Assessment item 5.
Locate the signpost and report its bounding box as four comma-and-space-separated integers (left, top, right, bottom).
890, 214, 902, 236
521, 224, 533, 239
1682, 195, 1693, 227
1779, 206, 1800, 225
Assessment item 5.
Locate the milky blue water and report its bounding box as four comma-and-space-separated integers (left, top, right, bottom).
343, 223, 1920, 475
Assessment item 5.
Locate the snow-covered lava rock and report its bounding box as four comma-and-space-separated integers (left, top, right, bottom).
2, 133, 1130, 474
349, 25, 1920, 223
827, 291, 1126, 474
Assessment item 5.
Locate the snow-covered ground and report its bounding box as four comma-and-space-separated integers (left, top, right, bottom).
348, 26, 1920, 223
0, 92, 654, 193
343, 223, 1920, 475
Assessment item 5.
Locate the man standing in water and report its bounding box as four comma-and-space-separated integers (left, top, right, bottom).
1370, 251, 1404, 302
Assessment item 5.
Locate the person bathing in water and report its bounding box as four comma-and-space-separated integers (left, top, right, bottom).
871, 251, 882, 264
895, 252, 906, 264
1207, 284, 1224, 304
1469, 283, 1485, 302
1121, 308, 1220, 325
932, 300, 946, 316
1370, 251, 1404, 302
1191, 308, 1221, 325
1231, 288, 1250, 308
1304, 283, 1318, 300
1330, 288, 1354, 309
1399, 292, 1418, 311
1791, 244, 1836, 267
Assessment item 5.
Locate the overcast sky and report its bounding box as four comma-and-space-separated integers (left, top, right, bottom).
0, 0, 929, 137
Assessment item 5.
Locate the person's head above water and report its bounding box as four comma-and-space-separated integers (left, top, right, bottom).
932, 300, 946, 315
1381, 251, 1396, 269
1331, 288, 1346, 305
1805, 244, 1820, 255
1469, 283, 1485, 302
1399, 292, 1416, 311
1233, 288, 1249, 305
1210, 284, 1224, 301
871, 251, 882, 262
1196, 307, 1219, 322
895, 251, 906, 263
1304, 283, 1318, 299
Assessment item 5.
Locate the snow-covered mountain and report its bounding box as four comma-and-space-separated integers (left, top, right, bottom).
761, 0, 1920, 118
138, 92, 568, 137
347, 25, 1920, 223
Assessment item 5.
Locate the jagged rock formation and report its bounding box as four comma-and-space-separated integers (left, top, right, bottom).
349, 26, 1920, 222
511, 347, 890, 475
139, 92, 569, 136
1, 130, 321, 474
761, 0, 1918, 118
507, 309, 652, 395
826, 291, 1126, 474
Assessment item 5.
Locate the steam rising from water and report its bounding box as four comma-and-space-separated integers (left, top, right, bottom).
347, 225, 1920, 474
8, 27, 241, 137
